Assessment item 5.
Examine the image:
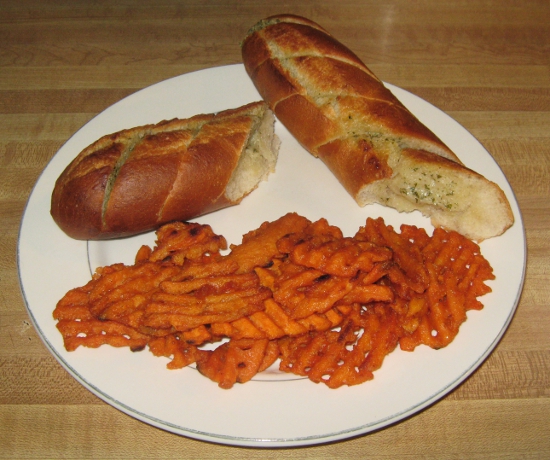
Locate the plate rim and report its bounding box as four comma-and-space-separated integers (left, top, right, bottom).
16, 63, 526, 448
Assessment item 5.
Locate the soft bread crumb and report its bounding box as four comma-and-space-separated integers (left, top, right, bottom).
357, 146, 514, 241
225, 108, 280, 202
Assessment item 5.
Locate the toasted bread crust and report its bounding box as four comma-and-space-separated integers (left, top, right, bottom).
242, 15, 513, 240
51, 101, 279, 240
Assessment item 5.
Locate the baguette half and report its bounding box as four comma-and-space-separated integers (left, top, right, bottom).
51, 101, 279, 240
242, 15, 514, 241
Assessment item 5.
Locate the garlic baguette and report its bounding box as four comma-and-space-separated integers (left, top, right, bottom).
242, 15, 513, 241
51, 101, 279, 240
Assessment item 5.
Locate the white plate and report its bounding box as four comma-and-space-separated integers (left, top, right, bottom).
17, 64, 525, 447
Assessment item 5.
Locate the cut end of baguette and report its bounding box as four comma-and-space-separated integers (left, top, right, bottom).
356, 148, 514, 241
225, 106, 280, 202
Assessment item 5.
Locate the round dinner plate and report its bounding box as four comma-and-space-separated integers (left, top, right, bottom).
18, 64, 525, 447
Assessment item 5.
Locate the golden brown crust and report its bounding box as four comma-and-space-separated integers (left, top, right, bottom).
51, 140, 128, 240
317, 137, 394, 195
242, 15, 514, 240
242, 17, 457, 162
51, 101, 278, 240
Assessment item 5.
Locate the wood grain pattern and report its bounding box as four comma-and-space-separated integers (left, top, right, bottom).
1, 0, 549, 457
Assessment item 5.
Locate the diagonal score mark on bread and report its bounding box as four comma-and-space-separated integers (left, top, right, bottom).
106, 102, 279, 236
242, 14, 514, 241
100, 125, 168, 232
51, 101, 279, 240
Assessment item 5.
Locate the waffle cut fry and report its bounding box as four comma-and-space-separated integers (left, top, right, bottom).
53, 213, 495, 389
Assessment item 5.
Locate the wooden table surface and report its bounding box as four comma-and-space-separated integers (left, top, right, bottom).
1, 1, 549, 458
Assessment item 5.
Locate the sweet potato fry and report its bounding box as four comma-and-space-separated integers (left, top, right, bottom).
226, 212, 311, 273
356, 218, 429, 294
275, 270, 355, 319
225, 317, 267, 339
179, 325, 213, 346
257, 341, 281, 373
141, 299, 266, 331
286, 236, 392, 277
56, 319, 149, 352
148, 334, 206, 369
263, 298, 309, 336
196, 338, 270, 389
160, 273, 259, 295
147, 221, 228, 265
398, 227, 494, 351
337, 284, 394, 306
54, 212, 495, 389
248, 311, 286, 339
278, 304, 401, 388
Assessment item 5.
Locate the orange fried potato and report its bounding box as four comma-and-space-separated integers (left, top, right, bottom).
272, 262, 356, 319
398, 227, 495, 351
278, 304, 401, 388
148, 334, 207, 370
226, 212, 311, 273
196, 338, 271, 389
280, 230, 393, 278
56, 319, 149, 352
356, 218, 430, 295
208, 299, 344, 341
53, 212, 495, 390
147, 221, 228, 265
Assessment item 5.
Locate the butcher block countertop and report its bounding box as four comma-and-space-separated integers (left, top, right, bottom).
1, 1, 549, 458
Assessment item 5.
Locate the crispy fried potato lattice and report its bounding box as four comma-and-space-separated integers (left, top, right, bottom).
53, 213, 494, 389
